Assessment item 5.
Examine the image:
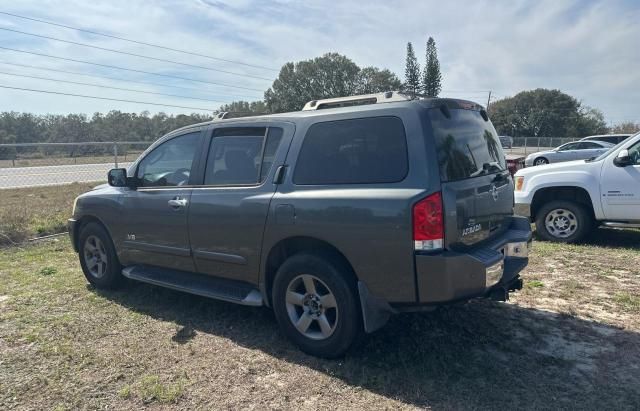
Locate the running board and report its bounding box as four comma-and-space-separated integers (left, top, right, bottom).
122, 265, 263, 306
603, 222, 640, 229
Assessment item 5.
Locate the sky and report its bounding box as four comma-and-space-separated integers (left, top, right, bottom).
0, 0, 638, 125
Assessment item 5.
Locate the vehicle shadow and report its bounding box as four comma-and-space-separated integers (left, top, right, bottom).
94, 283, 640, 409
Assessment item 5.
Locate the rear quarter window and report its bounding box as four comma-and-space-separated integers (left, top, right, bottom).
428, 108, 505, 182
293, 116, 408, 185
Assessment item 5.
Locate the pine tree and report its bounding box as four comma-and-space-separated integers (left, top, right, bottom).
423, 37, 442, 97
403, 42, 421, 95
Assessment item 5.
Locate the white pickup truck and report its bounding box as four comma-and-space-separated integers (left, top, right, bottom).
514, 131, 640, 242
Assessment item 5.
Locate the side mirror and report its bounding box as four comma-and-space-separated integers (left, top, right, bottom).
614, 150, 632, 167
108, 168, 130, 187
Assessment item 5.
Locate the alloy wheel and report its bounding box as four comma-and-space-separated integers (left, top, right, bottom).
285, 274, 339, 340
83, 235, 108, 278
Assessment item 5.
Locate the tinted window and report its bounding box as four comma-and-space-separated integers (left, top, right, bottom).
558, 142, 580, 151
628, 142, 640, 165
136, 132, 200, 187
293, 117, 408, 185
429, 109, 505, 182
204, 127, 283, 185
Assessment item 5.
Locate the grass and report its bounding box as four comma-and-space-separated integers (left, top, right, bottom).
0, 231, 639, 409
0, 182, 95, 245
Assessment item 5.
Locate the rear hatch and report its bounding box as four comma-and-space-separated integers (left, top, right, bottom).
427, 102, 513, 249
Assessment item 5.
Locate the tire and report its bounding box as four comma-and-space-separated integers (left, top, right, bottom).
535, 200, 593, 243
78, 222, 124, 289
272, 253, 363, 358
534, 157, 549, 166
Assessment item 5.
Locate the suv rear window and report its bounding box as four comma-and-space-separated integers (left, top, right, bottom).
429, 108, 505, 182
293, 116, 408, 185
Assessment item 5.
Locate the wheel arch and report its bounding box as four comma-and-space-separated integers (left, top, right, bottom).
73, 215, 113, 251
531, 186, 595, 221
261, 236, 358, 307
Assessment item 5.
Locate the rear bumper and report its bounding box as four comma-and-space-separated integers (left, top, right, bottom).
68, 218, 78, 252
415, 216, 532, 304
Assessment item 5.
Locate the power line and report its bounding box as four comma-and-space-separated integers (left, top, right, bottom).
0, 71, 232, 104
0, 46, 265, 92
0, 10, 279, 72
0, 27, 273, 81
0, 84, 215, 112
0, 61, 261, 100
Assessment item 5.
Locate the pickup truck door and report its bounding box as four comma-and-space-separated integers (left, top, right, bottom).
600, 140, 640, 221
186, 123, 294, 284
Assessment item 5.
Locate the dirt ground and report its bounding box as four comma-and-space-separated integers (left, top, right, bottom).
0, 229, 639, 410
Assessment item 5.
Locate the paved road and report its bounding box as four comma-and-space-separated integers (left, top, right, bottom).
0, 162, 131, 189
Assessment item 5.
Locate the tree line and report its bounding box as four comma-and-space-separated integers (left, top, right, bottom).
1, 38, 637, 152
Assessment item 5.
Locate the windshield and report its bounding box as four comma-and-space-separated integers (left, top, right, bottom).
429, 108, 506, 182
589, 131, 640, 162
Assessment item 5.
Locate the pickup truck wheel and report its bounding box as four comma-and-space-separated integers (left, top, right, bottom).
78, 222, 124, 289
535, 201, 592, 243
272, 253, 363, 358
533, 157, 549, 166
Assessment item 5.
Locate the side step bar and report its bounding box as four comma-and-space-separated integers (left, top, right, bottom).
122, 265, 263, 306
603, 222, 640, 229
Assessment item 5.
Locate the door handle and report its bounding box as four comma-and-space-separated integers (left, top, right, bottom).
168, 198, 188, 208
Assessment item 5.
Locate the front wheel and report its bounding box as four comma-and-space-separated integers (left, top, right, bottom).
78, 222, 124, 289
272, 253, 363, 358
534, 157, 549, 166
535, 201, 593, 243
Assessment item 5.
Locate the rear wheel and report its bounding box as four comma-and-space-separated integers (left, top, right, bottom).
534, 157, 549, 166
535, 201, 593, 243
272, 253, 363, 358
78, 222, 124, 289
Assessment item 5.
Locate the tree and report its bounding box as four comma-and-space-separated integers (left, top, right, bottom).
422, 37, 442, 97
218, 100, 267, 115
264, 53, 400, 113
611, 121, 640, 134
403, 42, 421, 95
356, 67, 402, 94
488, 89, 608, 137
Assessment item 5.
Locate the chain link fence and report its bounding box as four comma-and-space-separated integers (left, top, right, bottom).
501, 137, 580, 157
0, 141, 152, 189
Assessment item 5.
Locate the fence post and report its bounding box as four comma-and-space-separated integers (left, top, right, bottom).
113, 143, 118, 168
524, 137, 528, 155
537, 137, 540, 152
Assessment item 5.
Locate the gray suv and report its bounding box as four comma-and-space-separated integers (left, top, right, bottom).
69, 92, 531, 358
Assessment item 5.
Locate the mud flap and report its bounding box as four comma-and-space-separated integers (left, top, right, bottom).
358, 281, 396, 333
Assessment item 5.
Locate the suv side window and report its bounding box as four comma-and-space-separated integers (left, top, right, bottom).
578, 142, 602, 149
136, 131, 201, 187
293, 116, 408, 185
204, 127, 283, 186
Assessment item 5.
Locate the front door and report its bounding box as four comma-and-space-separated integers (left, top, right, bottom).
122, 130, 204, 271
187, 123, 293, 284
600, 140, 640, 221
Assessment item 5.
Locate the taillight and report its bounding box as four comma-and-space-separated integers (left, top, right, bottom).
413, 192, 444, 251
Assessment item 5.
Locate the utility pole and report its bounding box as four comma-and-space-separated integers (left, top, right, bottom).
486, 90, 492, 110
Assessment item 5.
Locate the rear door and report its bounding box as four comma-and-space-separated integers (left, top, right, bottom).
187, 123, 294, 284
427, 106, 513, 249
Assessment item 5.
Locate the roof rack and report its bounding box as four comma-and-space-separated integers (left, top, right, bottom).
213, 111, 266, 120
302, 91, 413, 111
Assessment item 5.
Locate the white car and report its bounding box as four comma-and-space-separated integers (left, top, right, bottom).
515, 132, 640, 242
580, 134, 632, 145
524, 140, 614, 167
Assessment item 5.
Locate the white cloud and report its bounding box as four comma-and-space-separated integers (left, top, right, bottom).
0, 0, 638, 124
